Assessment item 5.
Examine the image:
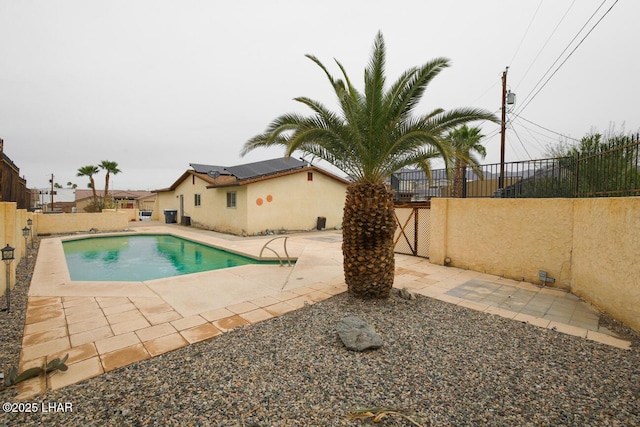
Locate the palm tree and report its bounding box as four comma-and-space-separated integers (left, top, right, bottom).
242, 32, 498, 298
77, 165, 100, 210
99, 160, 121, 209
447, 125, 487, 197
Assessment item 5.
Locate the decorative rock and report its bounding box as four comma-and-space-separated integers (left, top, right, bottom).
336, 316, 382, 351
398, 287, 416, 300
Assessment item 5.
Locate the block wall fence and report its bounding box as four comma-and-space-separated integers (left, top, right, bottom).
429, 197, 640, 332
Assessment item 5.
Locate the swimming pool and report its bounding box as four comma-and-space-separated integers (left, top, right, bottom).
63, 234, 272, 281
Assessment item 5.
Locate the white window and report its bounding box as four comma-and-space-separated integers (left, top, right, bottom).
226, 191, 236, 208
194, 194, 201, 207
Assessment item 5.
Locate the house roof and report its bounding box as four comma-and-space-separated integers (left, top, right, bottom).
189, 157, 308, 181
155, 157, 350, 192
156, 169, 223, 193
189, 164, 230, 177
225, 157, 307, 180
210, 164, 351, 188
75, 189, 154, 202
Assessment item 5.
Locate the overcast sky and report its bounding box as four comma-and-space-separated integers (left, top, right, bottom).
1, 0, 637, 191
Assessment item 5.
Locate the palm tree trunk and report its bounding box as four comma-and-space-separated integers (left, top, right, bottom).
90, 178, 98, 210
342, 182, 397, 298
452, 160, 465, 198
104, 174, 110, 209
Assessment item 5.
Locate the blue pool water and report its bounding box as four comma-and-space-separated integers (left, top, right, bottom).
63, 234, 267, 282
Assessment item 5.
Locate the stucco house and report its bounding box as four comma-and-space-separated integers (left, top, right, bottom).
153, 157, 349, 235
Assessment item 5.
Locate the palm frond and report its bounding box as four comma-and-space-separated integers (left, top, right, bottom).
242, 32, 499, 185
385, 57, 450, 120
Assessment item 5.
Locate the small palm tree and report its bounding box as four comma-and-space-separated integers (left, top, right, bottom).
447, 125, 487, 197
99, 160, 121, 208
242, 32, 498, 298
77, 165, 100, 210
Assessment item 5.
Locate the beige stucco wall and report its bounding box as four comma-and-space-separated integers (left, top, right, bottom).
1, 202, 17, 296
429, 197, 640, 332
430, 198, 574, 288
0, 202, 35, 296
244, 171, 346, 235
176, 176, 249, 234
103, 208, 139, 222
36, 212, 130, 235
154, 177, 249, 233
75, 197, 91, 212
570, 198, 640, 331
155, 169, 347, 235
153, 192, 177, 221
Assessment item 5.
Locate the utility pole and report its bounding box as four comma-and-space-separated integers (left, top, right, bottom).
49, 173, 54, 212
499, 67, 508, 191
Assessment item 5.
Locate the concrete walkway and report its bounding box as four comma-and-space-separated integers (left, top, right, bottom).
15, 223, 630, 400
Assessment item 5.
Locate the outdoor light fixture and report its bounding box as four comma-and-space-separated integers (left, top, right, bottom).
1, 244, 15, 313
27, 218, 34, 248
22, 226, 30, 261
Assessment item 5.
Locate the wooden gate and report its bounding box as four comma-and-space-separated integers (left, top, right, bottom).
393, 202, 430, 258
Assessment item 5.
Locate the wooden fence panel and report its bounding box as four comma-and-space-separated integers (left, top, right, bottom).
393, 203, 430, 258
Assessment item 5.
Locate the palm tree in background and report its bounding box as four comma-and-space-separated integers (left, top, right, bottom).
99, 160, 121, 209
76, 165, 100, 211
447, 125, 487, 198
242, 32, 498, 298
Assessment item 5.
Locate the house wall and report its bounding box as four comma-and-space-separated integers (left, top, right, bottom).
75, 197, 93, 212
153, 192, 177, 221
138, 195, 156, 211
429, 197, 640, 332
154, 169, 347, 235
161, 175, 249, 233
244, 170, 347, 234
170, 176, 211, 223
206, 186, 248, 234
1, 150, 31, 209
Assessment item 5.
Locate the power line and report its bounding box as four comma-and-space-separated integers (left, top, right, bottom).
510, 117, 559, 156
469, 78, 501, 107
515, 0, 578, 92
512, 117, 564, 145
515, 0, 609, 110
508, 122, 533, 159
517, 0, 620, 115
509, 0, 544, 66
510, 119, 547, 150
514, 114, 582, 143
515, 0, 617, 115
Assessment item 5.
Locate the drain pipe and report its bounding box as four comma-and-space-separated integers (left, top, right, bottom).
538, 270, 556, 285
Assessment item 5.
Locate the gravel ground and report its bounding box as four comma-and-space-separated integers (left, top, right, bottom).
1, 240, 639, 426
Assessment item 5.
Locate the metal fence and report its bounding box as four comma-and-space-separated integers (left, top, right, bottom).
390, 134, 640, 200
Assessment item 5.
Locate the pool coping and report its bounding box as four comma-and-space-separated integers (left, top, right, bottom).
29, 226, 338, 313
59, 231, 295, 266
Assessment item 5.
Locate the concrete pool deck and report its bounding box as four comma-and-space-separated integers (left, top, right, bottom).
15, 223, 630, 399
